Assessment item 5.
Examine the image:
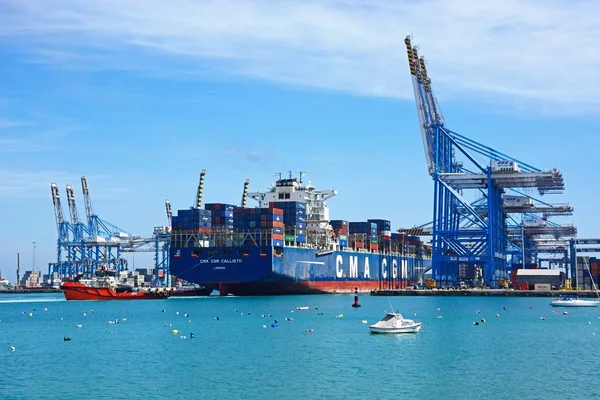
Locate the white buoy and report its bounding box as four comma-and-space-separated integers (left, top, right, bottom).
10, 346, 15, 352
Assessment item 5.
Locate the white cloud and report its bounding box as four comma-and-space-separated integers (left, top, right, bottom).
1, 0, 599, 114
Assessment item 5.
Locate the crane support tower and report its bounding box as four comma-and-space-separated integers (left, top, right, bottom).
404, 36, 574, 287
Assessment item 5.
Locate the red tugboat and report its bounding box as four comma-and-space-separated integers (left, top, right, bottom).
60, 277, 170, 301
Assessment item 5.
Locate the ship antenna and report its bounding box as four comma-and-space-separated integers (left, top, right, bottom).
299, 171, 307, 183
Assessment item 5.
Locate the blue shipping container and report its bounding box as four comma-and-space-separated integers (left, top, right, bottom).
339, 239, 348, 247
296, 235, 307, 243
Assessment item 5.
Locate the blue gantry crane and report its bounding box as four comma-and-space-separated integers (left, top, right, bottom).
48, 177, 170, 286
404, 36, 572, 286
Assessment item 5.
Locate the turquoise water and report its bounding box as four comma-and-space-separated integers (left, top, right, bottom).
1, 293, 599, 400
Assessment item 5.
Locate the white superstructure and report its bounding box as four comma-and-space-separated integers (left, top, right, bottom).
247, 174, 337, 230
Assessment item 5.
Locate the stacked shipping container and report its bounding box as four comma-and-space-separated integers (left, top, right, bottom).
330, 220, 349, 247
349, 222, 378, 250
233, 207, 285, 246
172, 208, 212, 235
271, 201, 307, 244
205, 203, 235, 229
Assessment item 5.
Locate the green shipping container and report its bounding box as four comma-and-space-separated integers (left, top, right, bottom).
370, 238, 378, 244
285, 234, 296, 242
339, 235, 348, 240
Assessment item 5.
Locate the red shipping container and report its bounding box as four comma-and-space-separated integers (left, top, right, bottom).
272, 234, 284, 241
355, 242, 364, 248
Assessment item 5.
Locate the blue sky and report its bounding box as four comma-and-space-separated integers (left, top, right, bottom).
1, 0, 599, 282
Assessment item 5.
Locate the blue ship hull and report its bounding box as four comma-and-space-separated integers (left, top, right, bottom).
170, 246, 431, 295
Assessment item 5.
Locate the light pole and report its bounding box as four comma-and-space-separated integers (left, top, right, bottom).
32, 241, 36, 273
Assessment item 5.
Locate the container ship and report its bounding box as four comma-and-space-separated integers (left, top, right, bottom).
169, 173, 431, 295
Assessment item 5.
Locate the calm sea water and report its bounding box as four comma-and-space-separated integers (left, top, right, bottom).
1, 293, 599, 400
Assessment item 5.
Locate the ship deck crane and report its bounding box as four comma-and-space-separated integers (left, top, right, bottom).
241, 179, 250, 208
196, 169, 206, 209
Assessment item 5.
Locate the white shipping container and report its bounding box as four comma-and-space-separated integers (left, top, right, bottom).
534, 283, 551, 291
523, 217, 546, 227
491, 160, 520, 173
502, 195, 533, 208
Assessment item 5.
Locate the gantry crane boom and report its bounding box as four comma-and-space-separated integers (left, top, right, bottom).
81, 176, 94, 226
165, 200, 173, 229
50, 183, 67, 240
65, 185, 80, 225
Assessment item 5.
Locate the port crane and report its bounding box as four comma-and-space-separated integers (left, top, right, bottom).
404, 36, 574, 286
48, 178, 170, 286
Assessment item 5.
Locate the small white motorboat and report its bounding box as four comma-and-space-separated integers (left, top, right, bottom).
550, 296, 599, 307
369, 312, 422, 334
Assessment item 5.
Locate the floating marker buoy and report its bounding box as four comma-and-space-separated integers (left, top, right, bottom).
589, 321, 592, 325
184, 314, 189, 317
76, 324, 82, 328
352, 288, 361, 308
262, 325, 267, 328
495, 314, 500, 318
171, 329, 179, 334
476, 310, 481, 314
503, 307, 506, 311
214, 317, 220, 321
44, 308, 48, 312
28, 313, 32, 317
337, 314, 344, 318
10, 346, 15, 352
361, 320, 368, 324
176, 312, 179, 315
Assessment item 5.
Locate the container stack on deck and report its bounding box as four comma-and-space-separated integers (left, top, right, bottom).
368, 219, 392, 252
330, 220, 349, 248
233, 207, 285, 247
349, 222, 378, 250
205, 203, 235, 229
271, 201, 307, 244
171, 208, 212, 249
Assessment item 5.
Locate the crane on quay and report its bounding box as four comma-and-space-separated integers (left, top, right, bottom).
404, 36, 576, 287
48, 178, 170, 286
